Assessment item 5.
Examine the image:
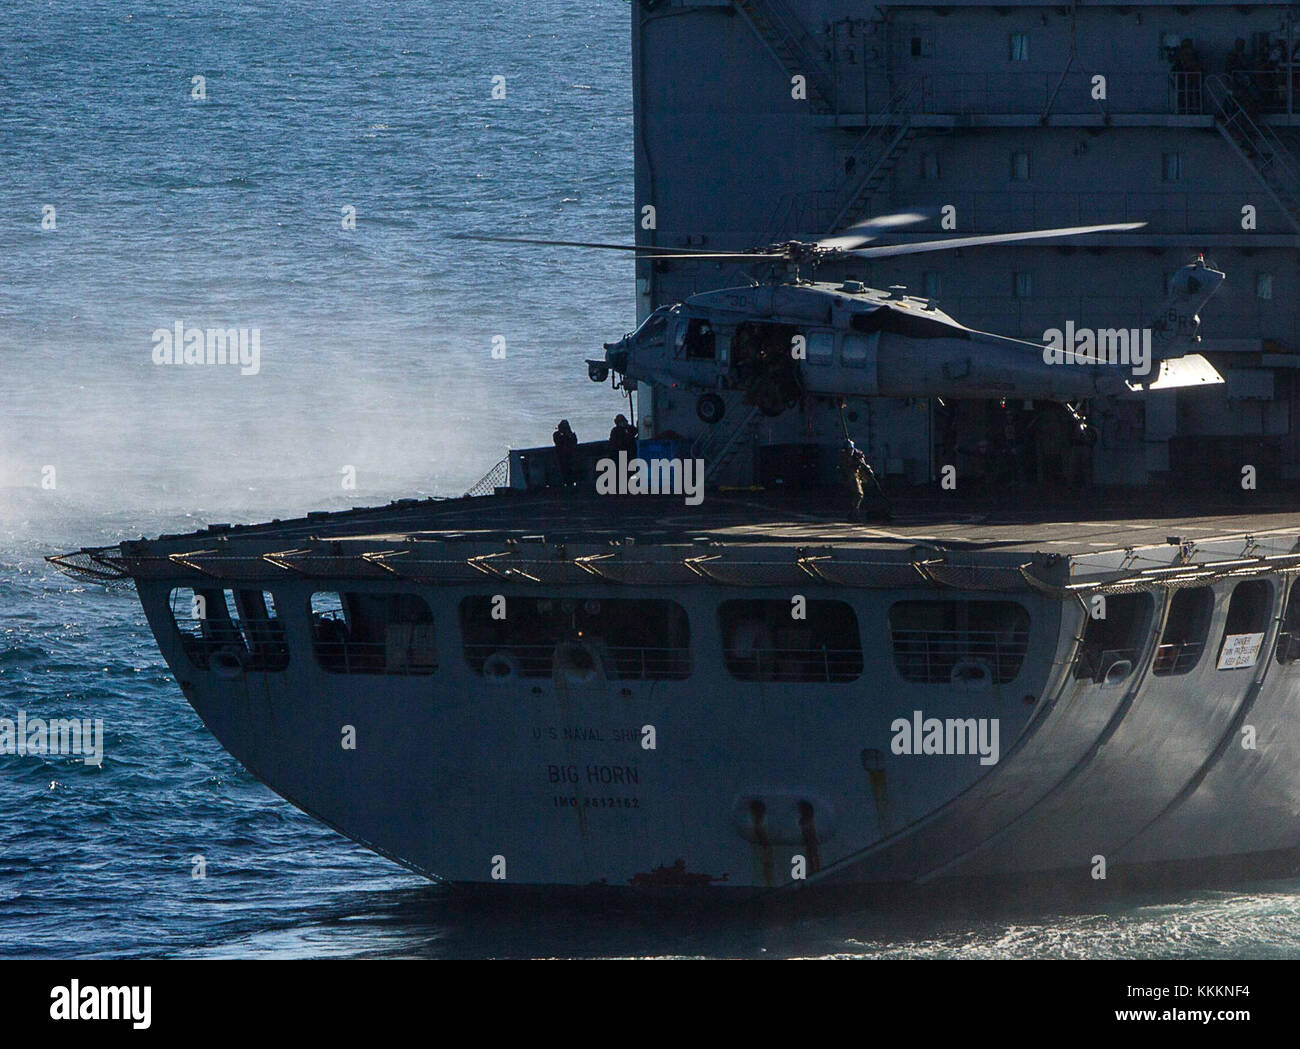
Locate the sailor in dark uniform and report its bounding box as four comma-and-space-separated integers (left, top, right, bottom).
609, 413, 638, 458
552, 419, 578, 486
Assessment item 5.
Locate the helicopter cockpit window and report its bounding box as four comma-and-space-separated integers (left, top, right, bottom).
806, 331, 834, 366
634, 308, 669, 345
681, 318, 716, 360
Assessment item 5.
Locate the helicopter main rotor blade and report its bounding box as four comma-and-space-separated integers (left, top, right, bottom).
815, 211, 931, 251
632, 253, 779, 259
845, 222, 1147, 258
455, 233, 774, 258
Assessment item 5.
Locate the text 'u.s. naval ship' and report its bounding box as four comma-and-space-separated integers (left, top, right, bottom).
51, 1, 1300, 893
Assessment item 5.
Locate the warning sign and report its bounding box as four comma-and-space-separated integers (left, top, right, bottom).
1218, 632, 1264, 670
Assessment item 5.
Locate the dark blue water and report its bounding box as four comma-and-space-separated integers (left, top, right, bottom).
4, 0, 1300, 959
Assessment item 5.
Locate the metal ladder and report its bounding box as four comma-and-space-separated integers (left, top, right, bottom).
733, 0, 835, 113
1205, 74, 1300, 234
693, 402, 761, 485
764, 80, 920, 237
831, 80, 921, 231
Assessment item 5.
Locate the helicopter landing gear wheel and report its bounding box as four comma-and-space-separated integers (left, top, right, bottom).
696, 393, 725, 425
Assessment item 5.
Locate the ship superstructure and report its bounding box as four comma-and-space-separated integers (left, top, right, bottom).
632, 0, 1300, 491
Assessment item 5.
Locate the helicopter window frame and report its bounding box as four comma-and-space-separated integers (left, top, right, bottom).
805, 330, 834, 367
840, 332, 875, 368
680, 316, 718, 361
633, 308, 671, 345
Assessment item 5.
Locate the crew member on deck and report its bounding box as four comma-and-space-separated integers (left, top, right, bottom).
552, 419, 578, 487
839, 440, 890, 523
609, 413, 638, 458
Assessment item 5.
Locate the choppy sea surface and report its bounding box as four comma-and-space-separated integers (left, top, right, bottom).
3, 0, 1300, 959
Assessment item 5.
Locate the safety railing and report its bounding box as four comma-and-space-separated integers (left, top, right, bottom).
177, 618, 290, 672
1275, 631, 1300, 665
722, 646, 863, 683
1152, 640, 1204, 675
463, 643, 691, 681
891, 629, 1029, 684
311, 612, 436, 675
1208, 67, 1300, 116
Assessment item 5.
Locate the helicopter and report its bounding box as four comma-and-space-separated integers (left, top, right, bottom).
463, 213, 1225, 427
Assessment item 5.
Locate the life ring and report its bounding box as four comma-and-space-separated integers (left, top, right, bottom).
210, 645, 247, 679
950, 658, 991, 689
1102, 658, 1133, 685
482, 651, 518, 682
554, 641, 600, 684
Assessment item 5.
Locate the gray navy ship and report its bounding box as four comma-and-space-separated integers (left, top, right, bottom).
50, 2, 1300, 893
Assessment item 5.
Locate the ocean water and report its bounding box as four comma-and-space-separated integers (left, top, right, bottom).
3, 0, 1300, 959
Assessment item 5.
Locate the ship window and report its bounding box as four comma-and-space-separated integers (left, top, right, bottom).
719, 600, 862, 682
232, 589, 289, 671
922, 272, 941, 297
1009, 32, 1030, 62
1257, 274, 1274, 301
1152, 586, 1213, 676
169, 587, 246, 670
890, 600, 1030, 684
1162, 152, 1182, 182
920, 151, 940, 180
1072, 592, 1153, 683
310, 591, 436, 675
460, 597, 690, 680
1217, 579, 1271, 671
1013, 271, 1034, 298
1010, 151, 1031, 181
1276, 579, 1300, 664
806, 330, 834, 366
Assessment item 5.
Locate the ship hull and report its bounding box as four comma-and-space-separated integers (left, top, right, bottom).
121, 534, 1300, 892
